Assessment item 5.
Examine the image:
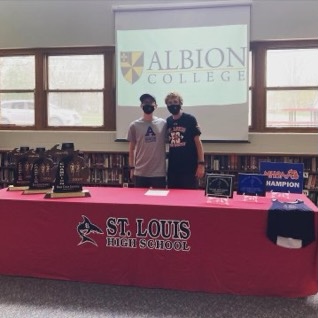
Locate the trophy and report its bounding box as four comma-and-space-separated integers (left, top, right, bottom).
45, 143, 90, 198
23, 147, 56, 194
7, 146, 32, 191
204, 173, 235, 205
205, 173, 234, 198
237, 173, 267, 197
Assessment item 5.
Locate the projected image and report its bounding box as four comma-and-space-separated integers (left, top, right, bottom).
117, 25, 248, 107
114, 2, 251, 141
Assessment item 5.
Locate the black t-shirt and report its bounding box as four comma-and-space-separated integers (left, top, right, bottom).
167, 113, 201, 174
267, 199, 315, 248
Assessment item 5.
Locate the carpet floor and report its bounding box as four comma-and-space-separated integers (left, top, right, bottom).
0, 275, 317, 318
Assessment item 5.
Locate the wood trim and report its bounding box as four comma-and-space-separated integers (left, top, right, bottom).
0, 47, 115, 131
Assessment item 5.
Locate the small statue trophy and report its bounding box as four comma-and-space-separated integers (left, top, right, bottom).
45, 142, 90, 198
7, 146, 31, 191
23, 147, 56, 194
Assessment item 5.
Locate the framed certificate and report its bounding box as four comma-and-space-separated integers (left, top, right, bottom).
205, 174, 234, 198
237, 173, 267, 196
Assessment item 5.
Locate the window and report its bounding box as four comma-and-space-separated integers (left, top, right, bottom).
0, 47, 114, 130
250, 40, 318, 132
266, 48, 318, 128
48, 55, 104, 127
0, 55, 35, 126
1, 43, 317, 133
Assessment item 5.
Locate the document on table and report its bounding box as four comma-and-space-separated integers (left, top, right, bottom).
144, 189, 170, 196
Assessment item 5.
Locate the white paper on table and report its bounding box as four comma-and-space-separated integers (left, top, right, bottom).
144, 189, 169, 196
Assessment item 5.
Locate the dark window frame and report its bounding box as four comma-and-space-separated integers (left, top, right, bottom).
250, 39, 318, 133
0, 47, 115, 131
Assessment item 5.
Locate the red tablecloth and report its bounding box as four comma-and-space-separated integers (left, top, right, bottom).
0, 187, 317, 297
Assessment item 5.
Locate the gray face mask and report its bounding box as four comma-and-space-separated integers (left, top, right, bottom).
142, 104, 155, 114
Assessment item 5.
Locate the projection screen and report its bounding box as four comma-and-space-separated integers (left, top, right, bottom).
113, 1, 251, 141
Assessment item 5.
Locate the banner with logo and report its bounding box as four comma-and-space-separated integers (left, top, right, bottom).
260, 161, 304, 194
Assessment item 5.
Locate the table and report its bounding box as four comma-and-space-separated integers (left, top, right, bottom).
0, 187, 317, 297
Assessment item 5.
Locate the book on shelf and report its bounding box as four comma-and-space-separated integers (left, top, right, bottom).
312, 157, 317, 172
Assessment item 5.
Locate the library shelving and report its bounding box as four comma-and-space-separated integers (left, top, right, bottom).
0, 150, 131, 189
0, 150, 317, 205
83, 151, 130, 186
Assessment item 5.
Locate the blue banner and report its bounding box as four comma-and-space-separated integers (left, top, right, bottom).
259, 162, 304, 194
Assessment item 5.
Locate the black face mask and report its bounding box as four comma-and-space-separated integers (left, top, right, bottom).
142, 104, 155, 114
167, 104, 181, 115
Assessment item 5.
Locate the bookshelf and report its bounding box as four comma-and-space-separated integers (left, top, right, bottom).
0, 151, 11, 188
83, 152, 130, 186
0, 150, 317, 205
0, 151, 131, 189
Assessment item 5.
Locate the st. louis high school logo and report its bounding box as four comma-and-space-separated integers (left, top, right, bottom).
77, 216, 191, 252
77, 215, 103, 246
120, 51, 144, 84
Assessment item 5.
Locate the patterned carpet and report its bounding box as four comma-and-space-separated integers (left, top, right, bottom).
0, 275, 317, 318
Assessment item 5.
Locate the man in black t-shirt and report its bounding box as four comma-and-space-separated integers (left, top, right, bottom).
165, 92, 205, 189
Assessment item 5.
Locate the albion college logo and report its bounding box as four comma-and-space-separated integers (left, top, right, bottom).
120, 51, 144, 84
120, 47, 247, 86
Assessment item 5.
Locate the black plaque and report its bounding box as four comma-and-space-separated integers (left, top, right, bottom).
8, 146, 31, 190
205, 174, 234, 198
25, 147, 56, 193
45, 143, 90, 198
237, 173, 267, 196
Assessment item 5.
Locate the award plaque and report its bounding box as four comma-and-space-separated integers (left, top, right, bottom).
7, 146, 31, 191
23, 147, 56, 194
237, 173, 267, 197
45, 143, 90, 198
205, 174, 234, 198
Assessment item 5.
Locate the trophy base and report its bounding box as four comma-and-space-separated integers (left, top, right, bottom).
23, 188, 53, 195
44, 189, 91, 199
7, 185, 30, 191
